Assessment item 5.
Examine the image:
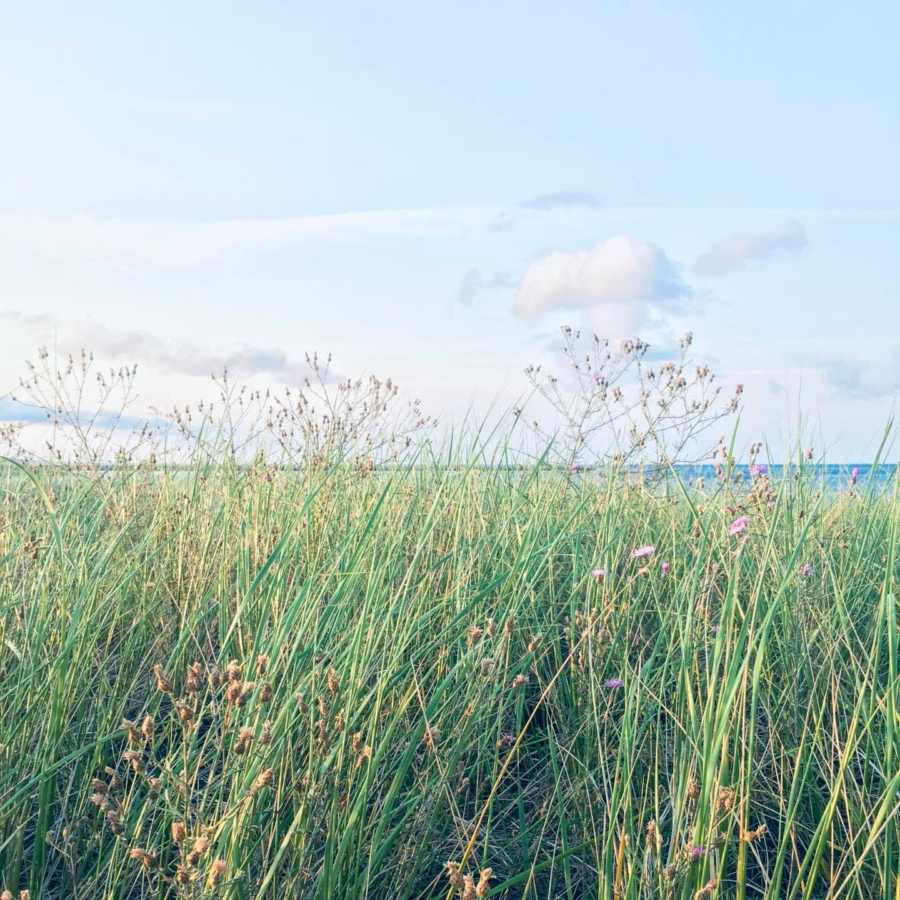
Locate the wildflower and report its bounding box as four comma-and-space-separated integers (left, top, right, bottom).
750, 463, 768, 477
687, 844, 706, 861
805, 447, 813, 460
799, 563, 813, 577
592, 567, 606, 581
512, 673, 528, 688
661, 561, 670, 575
604, 677, 625, 690
850, 466, 859, 485
729, 515, 749, 536
631, 545, 655, 559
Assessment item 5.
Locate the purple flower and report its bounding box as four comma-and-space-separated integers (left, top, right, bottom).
750, 463, 768, 478
850, 466, 859, 485
661, 561, 671, 575
592, 567, 606, 582
799, 563, 813, 577
729, 516, 749, 536
631, 545, 655, 559
688, 844, 706, 861
604, 678, 625, 690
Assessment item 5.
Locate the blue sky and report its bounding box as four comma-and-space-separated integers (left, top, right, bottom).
1, 1, 899, 459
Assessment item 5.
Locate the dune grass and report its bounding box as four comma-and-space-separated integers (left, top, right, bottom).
0, 456, 897, 898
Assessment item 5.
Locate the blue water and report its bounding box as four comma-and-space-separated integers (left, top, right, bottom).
669, 463, 897, 493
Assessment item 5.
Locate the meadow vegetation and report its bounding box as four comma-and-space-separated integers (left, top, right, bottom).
0, 339, 897, 898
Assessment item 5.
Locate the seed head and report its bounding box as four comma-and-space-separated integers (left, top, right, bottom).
225, 660, 242, 682
152, 664, 172, 693
207, 858, 226, 888
171, 821, 187, 844
253, 768, 275, 792
235, 727, 253, 754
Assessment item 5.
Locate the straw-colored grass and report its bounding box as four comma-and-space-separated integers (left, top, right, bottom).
0, 457, 896, 898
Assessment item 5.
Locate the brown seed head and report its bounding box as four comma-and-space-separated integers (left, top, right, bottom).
256, 654, 270, 675
253, 768, 274, 792
141, 715, 154, 741
225, 660, 242, 682
207, 858, 226, 888
152, 664, 172, 693
171, 821, 187, 844
235, 727, 253, 754
445, 862, 464, 890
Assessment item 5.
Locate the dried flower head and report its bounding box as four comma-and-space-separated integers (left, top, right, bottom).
207, 858, 226, 888
152, 664, 172, 693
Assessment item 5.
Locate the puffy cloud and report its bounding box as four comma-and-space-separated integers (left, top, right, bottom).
515, 236, 688, 335
693, 222, 807, 276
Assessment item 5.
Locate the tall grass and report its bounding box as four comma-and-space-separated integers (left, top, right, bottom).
0, 454, 896, 898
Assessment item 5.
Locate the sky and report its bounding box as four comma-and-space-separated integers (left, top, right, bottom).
1, 1, 899, 461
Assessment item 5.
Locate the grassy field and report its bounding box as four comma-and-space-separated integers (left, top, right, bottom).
0, 458, 897, 898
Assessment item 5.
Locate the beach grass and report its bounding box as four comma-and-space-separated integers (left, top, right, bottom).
0, 456, 897, 898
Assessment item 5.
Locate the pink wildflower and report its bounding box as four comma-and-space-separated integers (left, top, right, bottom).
631, 545, 655, 559
729, 516, 749, 536
592, 567, 606, 581
661, 561, 670, 575
604, 678, 624, 689
799, 563, 813, 577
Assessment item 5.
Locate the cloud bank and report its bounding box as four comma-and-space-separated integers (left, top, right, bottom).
694, 222, 807, 276
2, 310, 325, 385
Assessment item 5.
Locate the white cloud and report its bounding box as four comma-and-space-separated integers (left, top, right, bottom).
515, 236, 688, 335
693, 222, 807, 276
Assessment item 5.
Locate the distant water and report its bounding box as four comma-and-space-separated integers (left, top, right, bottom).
669, 463, 897, 493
